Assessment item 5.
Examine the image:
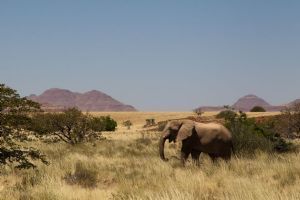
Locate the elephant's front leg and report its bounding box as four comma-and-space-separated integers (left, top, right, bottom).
180, 142, 191, 166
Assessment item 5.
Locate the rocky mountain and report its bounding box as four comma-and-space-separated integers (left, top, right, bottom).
27, 88, 137, 112
287, 99, 300, 107
197, 94, 285, 112
233, 95, 270, 111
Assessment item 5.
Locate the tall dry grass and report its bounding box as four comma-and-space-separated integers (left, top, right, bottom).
0, 130, 299, 200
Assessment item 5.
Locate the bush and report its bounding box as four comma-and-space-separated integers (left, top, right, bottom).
254, 116, 295, 152
250, 106, 266, 112
30, 108, 117, 145
89, 116, 117, 132
216, 110, 237, 120
275, 103, 300, 139
226, 112, 273, 154
218, 109, 293, 155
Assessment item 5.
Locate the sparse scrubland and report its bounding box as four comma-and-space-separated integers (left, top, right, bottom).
0, 132, 300, 200
1, 84, 300, 200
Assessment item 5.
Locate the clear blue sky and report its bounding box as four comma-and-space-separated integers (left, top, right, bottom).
1, 1, 300, 111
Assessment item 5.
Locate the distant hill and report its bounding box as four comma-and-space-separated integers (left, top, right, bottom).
233, 95, 270, 111
196, 94, 285, 112
287, 99, 300, 107
232, 94, 284, 111
27, 88, 137, 112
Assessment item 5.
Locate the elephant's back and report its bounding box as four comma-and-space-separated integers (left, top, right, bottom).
194, 123, 232, 154
195, 123, 232, 142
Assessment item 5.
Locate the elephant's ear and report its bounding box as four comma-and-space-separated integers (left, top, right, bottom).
176, 122, 194, 142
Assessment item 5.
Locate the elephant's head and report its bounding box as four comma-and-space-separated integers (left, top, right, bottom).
159, 120, 194, 161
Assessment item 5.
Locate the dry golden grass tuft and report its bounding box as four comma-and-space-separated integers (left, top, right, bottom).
0, 112, 297, 200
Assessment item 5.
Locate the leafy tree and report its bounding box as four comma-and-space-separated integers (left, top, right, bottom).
250, 106, 266, 112
144, 119, 156, 127
193, 108, 203, 117
0, 84, 48, 169
30, 108, 117, 144
123, 120, 133, 130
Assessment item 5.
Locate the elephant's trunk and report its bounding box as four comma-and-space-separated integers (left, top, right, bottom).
159, 136, 168, 161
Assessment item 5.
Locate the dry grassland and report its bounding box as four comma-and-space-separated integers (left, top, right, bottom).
1, 112, 298, 200
91, 112, 280, 128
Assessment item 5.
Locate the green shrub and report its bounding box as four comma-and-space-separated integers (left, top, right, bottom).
254, 117, 295, 152
89, 116, 117, 132
218, 109, 293, 155
250, 106, 266, 112
275, 103, 300, 139
226, 112, 273, 154
216, 110, 237, 120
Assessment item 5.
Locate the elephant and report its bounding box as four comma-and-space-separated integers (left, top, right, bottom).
159, 119, 233, 165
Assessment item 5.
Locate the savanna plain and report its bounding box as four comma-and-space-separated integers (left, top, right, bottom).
1, 112, 300, 200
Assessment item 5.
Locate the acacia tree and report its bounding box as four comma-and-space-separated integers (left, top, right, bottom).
0, 84, 48, 169
123, 120, 133, 130
193, 108, 203, 117
31, 108, 117, 145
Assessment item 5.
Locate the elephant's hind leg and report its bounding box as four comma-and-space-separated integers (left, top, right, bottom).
208, 153, 217, 162
180, 151, 190, 166
191, 150, 201, 166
